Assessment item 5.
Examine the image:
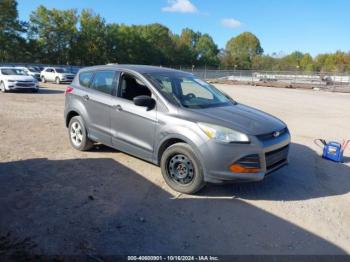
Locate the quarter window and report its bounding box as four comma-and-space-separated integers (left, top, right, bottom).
90, 71, 116, 95
79, 71, 94, 88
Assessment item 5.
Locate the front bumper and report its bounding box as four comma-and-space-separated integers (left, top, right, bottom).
33, 75, 41, 81
60, 76, 74, 82
7, 82, 38, 90
199, 131, 291, 183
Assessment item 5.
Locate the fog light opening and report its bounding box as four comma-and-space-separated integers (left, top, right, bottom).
229, 164, 260, 174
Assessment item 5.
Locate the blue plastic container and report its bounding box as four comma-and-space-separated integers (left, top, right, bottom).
322, 141, 343, 162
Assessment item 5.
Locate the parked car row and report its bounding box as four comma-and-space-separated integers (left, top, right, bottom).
0, 65, 78, 92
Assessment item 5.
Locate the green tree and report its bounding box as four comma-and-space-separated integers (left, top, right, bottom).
196, 34, 219, 66
278, 51, 304, 70
111, 24, 154, 64
136, 23, 175, 65
333, 51, 348, 72
252, 55, 275, 70
105, 23, 120, 63
76, 9, 107, 65
0, 0, 26, 62
171, 29, 219, 66
224, 32, 263, 69
300, 53, 314, 72
29, 6, 78, 64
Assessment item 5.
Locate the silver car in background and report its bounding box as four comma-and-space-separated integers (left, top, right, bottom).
15, 66, 41, 81
64, 65, 290, 194
41, 67, 75, 84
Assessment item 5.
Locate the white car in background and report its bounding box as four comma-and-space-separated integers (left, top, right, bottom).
40, 67, 75, 84
15, 66, 41, 81
0, 67, 39, 93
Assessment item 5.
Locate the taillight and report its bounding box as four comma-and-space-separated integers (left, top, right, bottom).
65, 86, 73, 96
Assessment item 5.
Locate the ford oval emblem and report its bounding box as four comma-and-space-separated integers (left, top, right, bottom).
273, 131, 280, 137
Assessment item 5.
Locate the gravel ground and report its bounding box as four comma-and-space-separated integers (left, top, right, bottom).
0, 83, 349, 256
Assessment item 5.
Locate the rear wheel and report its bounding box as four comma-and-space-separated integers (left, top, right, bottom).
160, 142, 206, 194
68, 116, 93, 151
32, 88, 38, 93
41, 76, 46, 83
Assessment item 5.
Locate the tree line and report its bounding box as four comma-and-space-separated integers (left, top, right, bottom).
1, 0, 349, 73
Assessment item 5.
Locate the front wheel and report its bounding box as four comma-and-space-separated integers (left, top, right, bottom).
0, 82, 7, 93
68, 116, 93, 151
160, 142, 206, 194
55, 77, 60, 84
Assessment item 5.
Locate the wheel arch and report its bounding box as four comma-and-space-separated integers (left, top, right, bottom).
65, 110, 80, 127
155, 133, 205, 167
157, 137, 186, 165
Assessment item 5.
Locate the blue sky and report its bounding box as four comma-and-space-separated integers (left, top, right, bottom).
18, 0, 350, 56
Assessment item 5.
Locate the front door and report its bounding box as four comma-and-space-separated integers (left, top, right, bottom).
47, 68, 55, 81
83, 70, 118, 145
110, 72, 157, 162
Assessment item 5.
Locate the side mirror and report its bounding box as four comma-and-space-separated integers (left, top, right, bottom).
133, 95, 156, 110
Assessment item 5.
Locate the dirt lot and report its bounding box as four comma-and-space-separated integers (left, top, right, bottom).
0, 82, 349, 256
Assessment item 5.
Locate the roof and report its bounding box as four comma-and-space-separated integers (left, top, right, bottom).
79, 64, 192, 75
0, 67, 19, 69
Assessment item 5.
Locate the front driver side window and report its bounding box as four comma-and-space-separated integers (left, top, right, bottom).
119, 73, 151, 101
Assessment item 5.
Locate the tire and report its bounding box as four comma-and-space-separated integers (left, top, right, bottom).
0, 82, 6, 93
68, 116, 93, 151
32, 88, 38, 93
41, 76, 46, 83
55, 77, 60, 84
160, 142, 206, 194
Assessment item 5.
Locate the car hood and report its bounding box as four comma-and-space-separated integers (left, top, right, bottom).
3, 75, 35, 81
182, 103, 286, 135
59, 73, 75, 77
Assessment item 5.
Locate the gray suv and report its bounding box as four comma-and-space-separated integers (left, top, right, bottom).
64, 65, 290, 194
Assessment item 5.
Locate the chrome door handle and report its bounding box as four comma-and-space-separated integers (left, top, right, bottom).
113, 105, 122, 111
83, 95, 89, 101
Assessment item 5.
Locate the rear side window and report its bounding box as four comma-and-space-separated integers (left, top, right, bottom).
90, 70, 116, 95
79, 71, 94, 87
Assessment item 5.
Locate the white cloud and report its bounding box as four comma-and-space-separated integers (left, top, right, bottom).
221, 18, 242, 28
162, 0, 198, 13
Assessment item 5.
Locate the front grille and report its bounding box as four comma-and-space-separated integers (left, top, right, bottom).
265, 145, 289, 170
257, 128, 287, 141
63, 76, 74, 80
17, 83, 34, 87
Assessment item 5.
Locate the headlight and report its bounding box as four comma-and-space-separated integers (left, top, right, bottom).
198, 122, 250, 143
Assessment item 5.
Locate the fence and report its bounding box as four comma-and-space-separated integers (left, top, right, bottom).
182, 69, 350, 92
1, 62, 350, 92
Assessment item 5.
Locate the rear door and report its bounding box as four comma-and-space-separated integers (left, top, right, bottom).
82, 70, 119, 145
110, 72, 157, 161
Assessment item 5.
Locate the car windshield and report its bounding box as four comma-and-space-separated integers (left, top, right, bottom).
1, 68, 27, 76
144, 73, 233, 109
55, 68, 68, 73
28, 67, 40, 73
